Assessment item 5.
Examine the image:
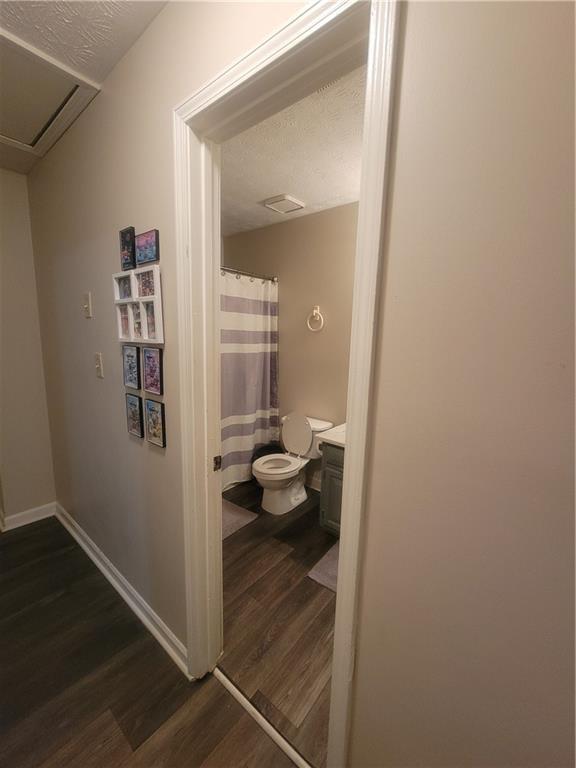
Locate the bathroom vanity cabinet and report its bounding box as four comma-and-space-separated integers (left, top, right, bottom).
319, 443, 344, 535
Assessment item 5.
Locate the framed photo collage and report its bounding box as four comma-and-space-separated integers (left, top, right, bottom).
116, 227, 166, 447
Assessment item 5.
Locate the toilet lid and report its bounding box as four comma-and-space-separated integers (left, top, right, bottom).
282, 413, 313, 456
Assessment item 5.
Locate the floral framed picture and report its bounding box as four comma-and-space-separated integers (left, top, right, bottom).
135, 229, 159, 266
143, 347, 163, 395
120, 226, 136, 270
115, 274, 132, 299
126, 394, 144, 438
143, 302, 157, 340
122, 345, 141, 389
117, 304, 130, 339
145, 399, 166, 447
130, 303, 143, 339
136, 269, 155, 297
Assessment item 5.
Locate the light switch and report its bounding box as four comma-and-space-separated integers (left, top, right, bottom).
95, 353, 104, 379
82, 292, 93, 318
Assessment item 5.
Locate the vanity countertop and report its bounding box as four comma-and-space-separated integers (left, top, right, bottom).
317, 423, 346, 448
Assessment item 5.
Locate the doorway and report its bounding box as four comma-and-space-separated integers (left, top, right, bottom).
173, 2, 400, 765
216, 64, 366, 765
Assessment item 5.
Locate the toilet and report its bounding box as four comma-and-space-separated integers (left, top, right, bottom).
252, 413, 333, 516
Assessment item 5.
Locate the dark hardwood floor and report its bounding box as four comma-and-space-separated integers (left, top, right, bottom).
221, 481, 338, 768
0, 517, 294, 768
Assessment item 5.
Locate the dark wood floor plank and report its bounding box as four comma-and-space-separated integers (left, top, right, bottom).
122, 677, 244, 767
220, 576, 333, 698
1, 518, 293, 768
1, 570, 142, 730
259, 599, 335, 727
0, 518, 75, 575
38, 709, 133, 768
221, 481, 335, 767
200, 710, 295, 767
223, 537, 293, 606
109, 634, 199, 750
0, 637, 152, 768
0, 543, 95, 622
291, 681, 332, 768
250, 691, 299, 744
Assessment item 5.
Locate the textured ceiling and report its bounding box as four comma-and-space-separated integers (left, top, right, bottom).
0, 1, 166, 82
221, 66, 366, 237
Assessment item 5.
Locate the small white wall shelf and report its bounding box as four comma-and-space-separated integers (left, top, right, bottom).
113, 264, 164, 344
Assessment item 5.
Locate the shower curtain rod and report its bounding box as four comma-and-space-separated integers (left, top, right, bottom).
220, 266, 278, 283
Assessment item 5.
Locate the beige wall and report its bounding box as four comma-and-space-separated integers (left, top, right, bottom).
27, 2, 301, 639
0, 169, 55, 520
349, 3, 574, 766
223, 203, 357, 427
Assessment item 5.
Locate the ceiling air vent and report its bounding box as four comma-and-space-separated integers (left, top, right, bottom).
262, 194, 305, 214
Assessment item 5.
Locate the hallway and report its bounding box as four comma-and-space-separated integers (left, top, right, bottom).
0, 518, 292, 767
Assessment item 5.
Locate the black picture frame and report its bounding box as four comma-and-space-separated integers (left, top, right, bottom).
126, 394, 144, 438
142, 347, 163, 395
120, 226, 136, 270
135, 229, 160, 266
122, 345, 141, 389
145, 399, 166, 447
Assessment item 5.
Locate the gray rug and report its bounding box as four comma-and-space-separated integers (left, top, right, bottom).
308, 541, 339, 592
222, 499, 258, 540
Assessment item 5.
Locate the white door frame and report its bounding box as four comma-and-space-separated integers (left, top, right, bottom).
173, 1, 400, 764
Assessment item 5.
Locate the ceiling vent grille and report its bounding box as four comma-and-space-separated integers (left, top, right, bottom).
262, 194, 305, 214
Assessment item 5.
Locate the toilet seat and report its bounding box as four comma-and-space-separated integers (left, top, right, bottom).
281, 413, 313, 457
252, 453, 308, 480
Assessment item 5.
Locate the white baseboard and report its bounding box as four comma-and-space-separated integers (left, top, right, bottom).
4, 501, 57, 531
55, 503, 190, 679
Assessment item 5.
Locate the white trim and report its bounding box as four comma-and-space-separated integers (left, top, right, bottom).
327, 3, 401, 764
55, 503, 190, 679
175, 0, 369, 141
173, 0, 400, 762
213, 668, 311, 768
3, 501, 56, 531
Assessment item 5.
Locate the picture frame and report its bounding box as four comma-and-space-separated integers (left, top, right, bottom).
136, 268, 155, 297
120, 226, 136, 270
126, 393, 144, 438
143, 347, 163, 395
130, 302, 143, 340
135, 229, 159, 265
114, 274, 132, 300
145, 399, 166, 447
118, 304, 130, 339
122, 345, 141, 389
112, 265, 164, 343
143, 301, 157, 340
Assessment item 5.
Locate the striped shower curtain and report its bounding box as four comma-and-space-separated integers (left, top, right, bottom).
220, 270, 279, 490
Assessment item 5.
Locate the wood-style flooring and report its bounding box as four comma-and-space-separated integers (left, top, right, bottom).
221, 481, 338, 768
0, 517, 294, 768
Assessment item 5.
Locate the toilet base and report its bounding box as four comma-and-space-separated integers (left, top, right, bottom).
261, 475, 307, 516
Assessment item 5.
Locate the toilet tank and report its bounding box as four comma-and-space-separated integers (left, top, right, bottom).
281, 414, 333, 459
306, 417, 334, 459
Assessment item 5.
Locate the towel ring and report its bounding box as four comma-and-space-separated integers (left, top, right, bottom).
306, 305, 324, 332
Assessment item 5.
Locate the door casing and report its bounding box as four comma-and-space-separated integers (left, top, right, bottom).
173, 1, 400, 763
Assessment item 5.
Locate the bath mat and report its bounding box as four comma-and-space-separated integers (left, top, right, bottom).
308, 541, 339, 592
222, 499, 258, 540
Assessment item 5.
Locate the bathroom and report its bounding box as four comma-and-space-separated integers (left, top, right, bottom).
217, 66, 365, 766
